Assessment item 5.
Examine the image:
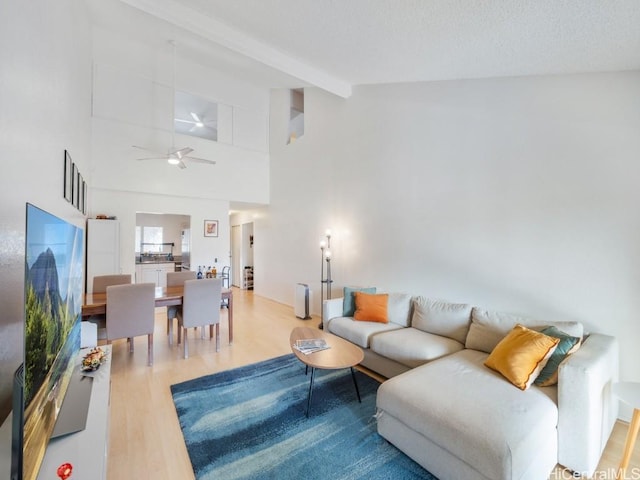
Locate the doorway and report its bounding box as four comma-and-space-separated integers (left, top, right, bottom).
230, 222, 254, 288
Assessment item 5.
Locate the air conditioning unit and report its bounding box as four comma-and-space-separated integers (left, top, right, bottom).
294, 283, 312, 319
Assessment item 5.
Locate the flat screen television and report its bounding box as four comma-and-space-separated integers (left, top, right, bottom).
11, 203, 84, 480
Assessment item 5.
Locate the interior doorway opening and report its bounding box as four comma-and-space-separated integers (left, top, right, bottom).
231, 222, 254, 289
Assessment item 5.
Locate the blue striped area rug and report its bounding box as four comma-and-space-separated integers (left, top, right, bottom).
171, 354, 437, 480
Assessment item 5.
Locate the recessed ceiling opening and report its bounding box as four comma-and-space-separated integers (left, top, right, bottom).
175, 90, 218, 142
287, 88, 304, 144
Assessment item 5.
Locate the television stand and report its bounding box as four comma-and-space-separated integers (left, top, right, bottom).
38, 345, 112, 479
0, 346, 112, 480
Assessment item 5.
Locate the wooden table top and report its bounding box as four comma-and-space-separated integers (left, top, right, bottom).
290, 326, 364, 370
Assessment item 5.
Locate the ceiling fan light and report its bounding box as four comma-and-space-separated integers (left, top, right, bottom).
168, 158, 180, 165
196, 122, 204, 128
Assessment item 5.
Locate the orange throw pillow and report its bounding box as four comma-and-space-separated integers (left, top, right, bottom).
353, 292, 389, 323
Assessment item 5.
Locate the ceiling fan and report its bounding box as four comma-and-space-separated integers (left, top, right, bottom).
132, 145, 216, 169
133, 41, 216, 170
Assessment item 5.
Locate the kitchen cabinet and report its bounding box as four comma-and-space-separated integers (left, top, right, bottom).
86, 219, 120, 293
135, 263, 174, 287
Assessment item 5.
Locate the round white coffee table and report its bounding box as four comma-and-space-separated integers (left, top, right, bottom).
613, 382, 640, 475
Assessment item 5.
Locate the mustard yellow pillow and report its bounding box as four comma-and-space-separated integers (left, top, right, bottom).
353, 292, 389, 323
484, 324, 560, 390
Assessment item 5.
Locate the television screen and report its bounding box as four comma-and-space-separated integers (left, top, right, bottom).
19, 204, 84, 480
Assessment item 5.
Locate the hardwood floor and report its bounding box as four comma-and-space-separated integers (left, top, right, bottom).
106, 288, 639, 479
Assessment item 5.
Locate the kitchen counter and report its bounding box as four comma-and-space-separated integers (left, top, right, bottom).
136, 255, 181, 265
136, 260, 176, 264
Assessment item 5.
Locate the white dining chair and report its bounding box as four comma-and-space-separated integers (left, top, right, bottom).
166, 270, 196, 345
177, 278, 223, 359
106, 282, 156, 366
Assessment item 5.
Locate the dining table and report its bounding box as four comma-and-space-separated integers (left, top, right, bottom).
82, 285, 234, 344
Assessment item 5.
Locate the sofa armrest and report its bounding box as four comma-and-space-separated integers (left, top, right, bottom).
557, 333, 619, 476
322, 297, 344, 330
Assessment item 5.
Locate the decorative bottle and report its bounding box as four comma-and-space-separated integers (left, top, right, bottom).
212, 265, 217, 278
197, 266, 203, 279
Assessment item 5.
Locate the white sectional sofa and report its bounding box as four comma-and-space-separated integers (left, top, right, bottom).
322, 293, 619, 480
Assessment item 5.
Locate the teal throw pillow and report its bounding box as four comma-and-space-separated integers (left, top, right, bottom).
343, 286, 376, 317
534, 325, 581, 387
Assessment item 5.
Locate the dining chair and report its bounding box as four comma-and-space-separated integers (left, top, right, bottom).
177, 278, 223, 359
93, 274, 132, 293
86, 274, 132, 339
106, 282, 156, 366
220, 266, 231, 308
220, 266, 231, 288
166, 270, 196, 345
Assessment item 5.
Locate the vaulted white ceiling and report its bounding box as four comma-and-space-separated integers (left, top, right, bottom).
88, 0, 640, 98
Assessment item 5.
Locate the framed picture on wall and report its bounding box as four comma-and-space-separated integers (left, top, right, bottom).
72, 163, 79, 209
76, 171, 83, 209
204, 219, 219, 237
78, 177, 85, 215
63, 150, 73, 203
82, 180, 87, 215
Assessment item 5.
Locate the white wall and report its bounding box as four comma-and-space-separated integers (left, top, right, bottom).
89, 26, 270, 204
0, 0, 92, 421
258, 72, 640, 394
86, 26, 273, 289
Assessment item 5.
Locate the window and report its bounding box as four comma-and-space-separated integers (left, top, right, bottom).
136, 226, 164, 253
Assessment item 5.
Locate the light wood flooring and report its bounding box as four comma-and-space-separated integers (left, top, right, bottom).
106, 288, 639, 479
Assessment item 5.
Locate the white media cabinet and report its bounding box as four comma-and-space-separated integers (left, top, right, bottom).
0, 345, 112, 479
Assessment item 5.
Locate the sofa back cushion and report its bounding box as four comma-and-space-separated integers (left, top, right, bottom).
386, 293, 413, 327
411, 297, 472, 344
465, 307, 584, 354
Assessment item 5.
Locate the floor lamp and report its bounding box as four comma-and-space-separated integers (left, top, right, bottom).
319, 230, 332, 329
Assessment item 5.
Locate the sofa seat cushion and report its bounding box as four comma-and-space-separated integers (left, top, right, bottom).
377, 349, 558, 480
327, 317, 404, 348
370, 327, 465, 368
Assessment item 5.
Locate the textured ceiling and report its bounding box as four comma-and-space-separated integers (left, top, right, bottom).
189, 0, 640, 84
90, 0, 640, 95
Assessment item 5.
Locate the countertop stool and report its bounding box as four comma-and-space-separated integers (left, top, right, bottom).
613, 382, 640, 478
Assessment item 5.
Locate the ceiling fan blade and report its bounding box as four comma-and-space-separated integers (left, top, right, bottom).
190, 112, 201, 122
185, 156, 216, 165
136, 156, 168, 161
132, 145, 165, 155
171, 147, 193, 158
177, 160, 187, 169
